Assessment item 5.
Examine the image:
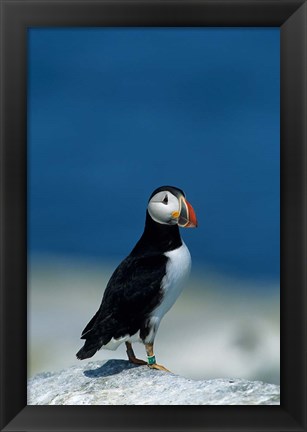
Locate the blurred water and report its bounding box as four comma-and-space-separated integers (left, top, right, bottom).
28, 27, 280, 281
28, 256, 279, 384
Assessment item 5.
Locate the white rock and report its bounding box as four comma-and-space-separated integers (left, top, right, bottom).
27, 360, 280, 405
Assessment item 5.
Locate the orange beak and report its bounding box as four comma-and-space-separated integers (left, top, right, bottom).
178, 196, 198, 228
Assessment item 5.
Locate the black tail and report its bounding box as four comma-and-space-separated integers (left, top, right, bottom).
76, 338, 103, 360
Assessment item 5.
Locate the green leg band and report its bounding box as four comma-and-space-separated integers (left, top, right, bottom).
147, 355, 156, 365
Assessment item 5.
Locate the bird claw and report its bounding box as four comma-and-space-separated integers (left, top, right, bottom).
129, 357, 147, 366
147, 363, 171, 372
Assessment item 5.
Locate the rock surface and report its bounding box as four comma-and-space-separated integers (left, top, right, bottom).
28, 360, 280, 405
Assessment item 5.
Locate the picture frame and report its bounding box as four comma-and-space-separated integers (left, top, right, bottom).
0, 0, 306, 431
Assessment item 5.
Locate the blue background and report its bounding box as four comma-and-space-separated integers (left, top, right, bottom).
28, 28, 280, 282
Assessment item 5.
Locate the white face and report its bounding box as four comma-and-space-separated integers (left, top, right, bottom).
147, 191, 180, 225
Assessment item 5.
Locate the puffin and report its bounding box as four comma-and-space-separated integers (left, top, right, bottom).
76, 186, 197, 371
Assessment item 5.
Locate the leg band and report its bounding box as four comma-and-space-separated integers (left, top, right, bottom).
147, 355, 156, 365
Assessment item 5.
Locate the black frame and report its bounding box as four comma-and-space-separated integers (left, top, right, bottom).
0, 0, 306, 431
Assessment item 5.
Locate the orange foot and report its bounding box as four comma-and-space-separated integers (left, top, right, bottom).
126, 342, 147, 365
129, 356, 147, 366
148, 363, 171, 372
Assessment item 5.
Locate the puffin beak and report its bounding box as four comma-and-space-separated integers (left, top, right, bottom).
177, 196, 198, 228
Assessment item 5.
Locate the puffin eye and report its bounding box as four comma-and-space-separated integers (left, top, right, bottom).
162, 195, 168, 205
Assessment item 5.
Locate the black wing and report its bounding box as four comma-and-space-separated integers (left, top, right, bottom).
76, 253, 167, 359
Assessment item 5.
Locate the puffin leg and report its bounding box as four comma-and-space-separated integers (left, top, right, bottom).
125, 342, 147, 365
145, 342, 171, 372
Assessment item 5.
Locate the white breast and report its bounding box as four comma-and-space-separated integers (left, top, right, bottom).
150, 242, 191, 325
105, 243, 192, 348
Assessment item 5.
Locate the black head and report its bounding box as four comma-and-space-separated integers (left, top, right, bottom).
147, 185, 197, 228
148, 185, 185, 202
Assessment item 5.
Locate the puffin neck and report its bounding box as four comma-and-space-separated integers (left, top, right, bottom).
131, 211, 182, 256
